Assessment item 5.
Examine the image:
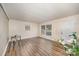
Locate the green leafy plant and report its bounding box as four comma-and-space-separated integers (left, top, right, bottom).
69, 32, 79, 56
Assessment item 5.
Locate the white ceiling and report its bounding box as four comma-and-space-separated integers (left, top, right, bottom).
2, 3, 79, 23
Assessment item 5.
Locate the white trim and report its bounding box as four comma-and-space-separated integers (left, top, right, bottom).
2, 40, 10, 56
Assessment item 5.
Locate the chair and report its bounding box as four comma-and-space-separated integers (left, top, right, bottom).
9, 35, 21, 55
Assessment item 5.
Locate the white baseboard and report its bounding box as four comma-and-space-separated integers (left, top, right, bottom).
22, 36, 40, 40
2, 40, 9, 56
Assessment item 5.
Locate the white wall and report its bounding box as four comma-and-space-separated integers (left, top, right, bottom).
0, 6, 9, 55
52, 15, 79, 42
9, 20, 39, 39
9, 14, 79, 42
40, 15, 79, 41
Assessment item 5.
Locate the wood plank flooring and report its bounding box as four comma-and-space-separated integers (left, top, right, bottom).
5, 37, 67, 56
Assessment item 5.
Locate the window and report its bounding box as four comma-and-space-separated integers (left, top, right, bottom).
46, 25, 52, 36
41, 24, 52, 36
25, 25, 30, 31
41, 25, 45, 35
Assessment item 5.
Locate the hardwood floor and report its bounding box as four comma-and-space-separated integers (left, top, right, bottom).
5, 37, 67, 56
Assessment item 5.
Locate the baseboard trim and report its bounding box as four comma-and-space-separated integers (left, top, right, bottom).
2, 40, 9, 56
22, 36, 40, 40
